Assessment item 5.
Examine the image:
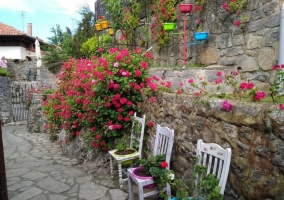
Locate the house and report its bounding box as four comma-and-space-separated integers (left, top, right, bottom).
0, 22, 44, 60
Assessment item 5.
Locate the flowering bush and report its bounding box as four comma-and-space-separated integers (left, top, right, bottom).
151, 0, 178, 49
96, 15, 107, 23
42, 47, 166, 151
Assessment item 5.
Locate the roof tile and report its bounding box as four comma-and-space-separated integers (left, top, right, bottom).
0, 22, 27, 36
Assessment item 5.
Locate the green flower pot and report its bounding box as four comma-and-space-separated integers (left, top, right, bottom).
113, 148, 137, 165
163, 23, 176, 31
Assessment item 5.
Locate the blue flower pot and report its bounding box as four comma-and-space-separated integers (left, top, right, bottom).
193, 32, 208, 41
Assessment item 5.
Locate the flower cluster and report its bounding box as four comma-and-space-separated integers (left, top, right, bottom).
222, 100, 232, 112
150, 0, 178, 49
42, 47, 166, 151
222, 0, 248, 27
96, 15, 106, 23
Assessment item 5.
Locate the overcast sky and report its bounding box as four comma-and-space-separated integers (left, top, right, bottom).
0, 0, 96, 42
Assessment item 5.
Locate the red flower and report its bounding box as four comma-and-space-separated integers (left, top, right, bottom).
95, 134, 101, 140
235, 20, 241, 27
216, 71, 222, 76
279, 104, 284, 110
148, 121, 154, 127
195, 5, 201, 11
160, 161, 168, 168
92, 141, 99, 148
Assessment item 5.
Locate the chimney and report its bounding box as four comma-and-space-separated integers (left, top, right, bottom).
27, 23, 32, 36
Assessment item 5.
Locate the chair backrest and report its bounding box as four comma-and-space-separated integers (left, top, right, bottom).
129, 112, 146, 159
196, 139, 232, 194
153, 125, 175, 170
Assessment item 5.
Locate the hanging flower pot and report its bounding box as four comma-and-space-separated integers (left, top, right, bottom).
132, 167, 156, 189
193, 32, 209, 41
163, 23, 176, 31
95, 23, 102, 31
179, 3, 194, 13
108, 28, 114, 35
100, 20, 109, 29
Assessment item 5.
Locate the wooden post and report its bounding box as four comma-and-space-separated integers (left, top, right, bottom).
0, 120, 8, 200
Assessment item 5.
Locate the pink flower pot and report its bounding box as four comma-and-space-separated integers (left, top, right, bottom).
132, 167, 156, 189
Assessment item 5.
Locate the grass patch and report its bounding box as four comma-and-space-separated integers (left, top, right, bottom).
0, 68, 10, 77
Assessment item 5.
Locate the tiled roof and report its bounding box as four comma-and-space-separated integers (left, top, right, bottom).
0, 22, 27, 36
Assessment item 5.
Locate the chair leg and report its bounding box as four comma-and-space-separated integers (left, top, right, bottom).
138, 184, 144, 200
118, 162, 123, 189
110, 156, 113, 178
127, 171, 134, 200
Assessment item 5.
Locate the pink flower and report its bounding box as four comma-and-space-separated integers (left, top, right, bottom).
98, 47, 103, 52
231, 70, 239, 76
135, 70, 142, 77
129, 110, 134, 115
177, 90, 182, 94
216, 71, 222, 76
215, 78, 223, 85
188, 78, 194, 84
179, 82, 184, 86
279, 104, 284, 110
124, 117, 130, 122
113, 62, 119, 67
150, 97, 156, 102
118, 115, 123, 121
195, 5, 201, 11
254, 91, 266, 101
222, 100, 232, 112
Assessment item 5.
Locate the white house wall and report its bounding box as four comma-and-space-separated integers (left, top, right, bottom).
0, 46, 36, 60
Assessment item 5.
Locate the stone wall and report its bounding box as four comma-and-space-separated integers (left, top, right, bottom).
154, 0, 281, 82
0, 76, 13, 123
141, 92, 284, 200
148, 67, 280, 95
26, 94, 46, 133
7, 59, 58, 87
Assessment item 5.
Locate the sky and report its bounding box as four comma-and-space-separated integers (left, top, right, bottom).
0, 0, 96, 42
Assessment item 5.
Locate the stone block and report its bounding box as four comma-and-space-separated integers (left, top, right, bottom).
200, 47, 219, 65
257, 48, 275, 71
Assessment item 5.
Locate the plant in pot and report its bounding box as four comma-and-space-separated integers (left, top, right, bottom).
193, 19, 208, 41
171, 157, 224, 200
113, 136, 137, 165
135, 154, 175, 189
95, 15, 108, 30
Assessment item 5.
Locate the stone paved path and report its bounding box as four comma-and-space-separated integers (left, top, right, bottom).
3, 125, 131, 200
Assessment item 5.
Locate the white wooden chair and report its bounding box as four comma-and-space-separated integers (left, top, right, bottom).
127, 125, 175, 200
108, 112, 146, 189
196, 139, 232, 195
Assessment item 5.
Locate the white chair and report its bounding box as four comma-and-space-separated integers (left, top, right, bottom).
108, 112, 146, 189
196, 139, 232, 195
127, 125, 175, 200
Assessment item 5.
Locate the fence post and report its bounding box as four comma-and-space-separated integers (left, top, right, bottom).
0, 120, 8, 200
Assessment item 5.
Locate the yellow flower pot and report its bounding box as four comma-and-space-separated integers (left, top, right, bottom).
100, 20, 109, 29
95, 23, 102, 31
108, 28, 114, 35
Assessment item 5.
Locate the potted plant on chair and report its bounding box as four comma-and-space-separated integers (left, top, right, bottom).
113, 136, 138, 165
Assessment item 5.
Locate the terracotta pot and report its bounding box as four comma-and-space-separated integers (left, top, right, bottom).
179, 4, 194, 13
100, 20, 109, 29
95, 23, 102, 31
132, 167, 156, 189
163, 23, 176, 31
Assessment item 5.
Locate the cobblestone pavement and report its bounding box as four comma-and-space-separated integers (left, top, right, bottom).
3, 124, 154, 200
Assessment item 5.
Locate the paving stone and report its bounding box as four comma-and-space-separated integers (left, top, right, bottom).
108, 189, 128, 200
8, 180, 34, 191
68, 184, 79, 194
21, 171, 48, 180
6, 168, 30, 178
76, 175, 93, 184
48, 194, 69, 200
29, 194, 48, 200
36, 177, 71, 193
79, 182, 108, 200
10, 187, 43, 200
